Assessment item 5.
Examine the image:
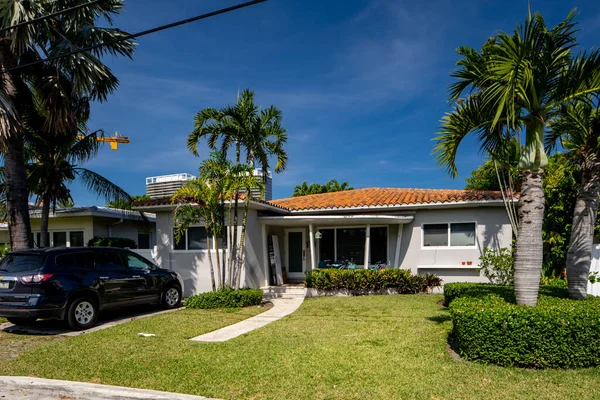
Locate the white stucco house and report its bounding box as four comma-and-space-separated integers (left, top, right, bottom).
133, 187, 513, 296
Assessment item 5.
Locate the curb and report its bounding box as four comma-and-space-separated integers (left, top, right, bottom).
0, 376, 216, 400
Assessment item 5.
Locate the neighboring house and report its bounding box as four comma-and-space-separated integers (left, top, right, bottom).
0, 206, 156, 249
134, 187, 512, 296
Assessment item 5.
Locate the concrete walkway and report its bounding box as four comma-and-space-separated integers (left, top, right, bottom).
190, 296, 305, 342
0, 376, 213, 400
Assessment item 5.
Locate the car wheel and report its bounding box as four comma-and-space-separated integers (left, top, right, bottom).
162, 285, 182, 309
6, 317, 37, 326
66, 297, 98, 331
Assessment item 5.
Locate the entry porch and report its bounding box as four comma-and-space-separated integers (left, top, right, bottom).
258, 214, 414, 284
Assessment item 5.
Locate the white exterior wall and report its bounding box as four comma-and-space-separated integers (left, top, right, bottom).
154, 209, 263, 297
399, 207, 512, 283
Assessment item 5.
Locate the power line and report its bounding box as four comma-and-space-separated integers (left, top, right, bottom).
0, 0, 108, 35
0, 0, 267, 75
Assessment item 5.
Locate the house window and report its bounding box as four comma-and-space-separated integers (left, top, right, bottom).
423, 223, 476, 248
318, 229, 335, 262
173, 227, 215, 251
138, 233, 151, 249
53, 232, 67, 247
370, 227, 388, 264
336, 228, 366, 264
69, 231, 84, 247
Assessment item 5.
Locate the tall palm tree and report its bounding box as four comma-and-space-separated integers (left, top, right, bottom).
187, 89, 287, 279
0, 0, 134, 249
547, 101, 600, 299
433, 9, 600, 305
25, 129, 131, 248
172, 153, 232, 291
229, 163, 264, 289
324, 179, 353, 193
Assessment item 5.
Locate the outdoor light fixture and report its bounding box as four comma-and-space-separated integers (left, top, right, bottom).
315, 231, 323, 239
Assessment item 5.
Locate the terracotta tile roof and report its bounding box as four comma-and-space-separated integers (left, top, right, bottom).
269, 188, 507, 211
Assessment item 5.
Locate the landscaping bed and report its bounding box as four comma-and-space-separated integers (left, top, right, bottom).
446, 282, 600, 368
305, 268, 441, 294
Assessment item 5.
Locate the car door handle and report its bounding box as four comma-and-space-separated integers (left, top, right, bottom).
99, 276, 109, 280
132, 275, 141, 278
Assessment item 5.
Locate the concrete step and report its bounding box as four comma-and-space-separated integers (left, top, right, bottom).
262, 286, 307, 300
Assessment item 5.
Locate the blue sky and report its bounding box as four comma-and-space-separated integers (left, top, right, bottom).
73, 0, 600, 205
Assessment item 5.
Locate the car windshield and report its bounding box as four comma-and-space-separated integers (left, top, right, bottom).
0, 254, 46, 273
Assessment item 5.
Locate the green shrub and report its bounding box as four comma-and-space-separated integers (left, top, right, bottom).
478, 247, 514, 285
443, 282, 568, 306
184, 287, 263, 309
304, 269, 441, 293
541, 276, 568, 288
0, 244, 11, 258
450, 293, 600, 368
87, 237, 137, 249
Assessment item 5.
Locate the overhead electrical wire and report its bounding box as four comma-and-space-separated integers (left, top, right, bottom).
0, 0, 267, 74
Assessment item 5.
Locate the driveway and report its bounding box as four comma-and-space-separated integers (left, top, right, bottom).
0, 305, 183, 337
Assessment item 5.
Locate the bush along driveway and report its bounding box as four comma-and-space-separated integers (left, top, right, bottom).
2, 295, 600, 399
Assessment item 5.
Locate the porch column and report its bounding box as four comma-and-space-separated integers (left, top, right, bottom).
309, 223, 316, 270
261, 223, 269, 287
394, 224, 404, 268
364, 224, 371, 268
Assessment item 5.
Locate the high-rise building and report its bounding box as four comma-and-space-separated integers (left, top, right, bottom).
145, 173, 195, 199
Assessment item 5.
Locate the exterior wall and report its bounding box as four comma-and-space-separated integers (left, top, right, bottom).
154, 209, 260, 297
398, 206, 512, 283
30, 216, 95, 246
93, 217, 156, 247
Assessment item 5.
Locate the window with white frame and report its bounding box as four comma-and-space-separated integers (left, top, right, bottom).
32, 230, 85, 248
423, 222, 476, 248
172, 227, 226, 251
317, 226, 388, 265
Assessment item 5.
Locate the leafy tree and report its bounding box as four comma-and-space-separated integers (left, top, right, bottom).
433, 9, 600, 306
0, 0, 134, 249
24, 130, 130, 248
547, 101, 600, 298
187, 89, 287, 285
108, 195, 151, 210
464, 160, 520, 191
292, 179, 354, 197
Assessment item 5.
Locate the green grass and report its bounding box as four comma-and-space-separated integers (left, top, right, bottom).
0, 317, 6, 324
1, 296, 600, 399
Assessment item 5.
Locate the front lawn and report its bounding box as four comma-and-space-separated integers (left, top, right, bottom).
1, 295, 600, 399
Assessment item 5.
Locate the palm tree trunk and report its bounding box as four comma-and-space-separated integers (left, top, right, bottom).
211, 214, 222, 289
514, 169, 545, 306
205, 236, 216, 292
4, 134, 33, 250
236, 195, 251, 290
566, 160, 600, 299
230, 142, 241, 287
0, 42, 32, 250
39, 195, 51, 248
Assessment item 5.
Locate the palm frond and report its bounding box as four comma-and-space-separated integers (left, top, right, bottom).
76, 168, 130, 203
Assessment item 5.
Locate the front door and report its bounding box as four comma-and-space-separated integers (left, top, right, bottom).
287, 229, 306, 280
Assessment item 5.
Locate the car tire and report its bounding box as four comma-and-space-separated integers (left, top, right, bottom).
66, 297, 98, 331
162, 285, 182, 309
6, 317, 37, 326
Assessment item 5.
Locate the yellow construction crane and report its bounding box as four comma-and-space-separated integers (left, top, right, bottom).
77, 131, 130, 150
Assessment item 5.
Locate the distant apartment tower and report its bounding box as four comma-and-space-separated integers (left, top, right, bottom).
249, 169, 273, 201
145, 173, 195, 199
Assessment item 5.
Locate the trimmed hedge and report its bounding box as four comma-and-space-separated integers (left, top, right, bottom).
305, 269, 441, 293
450, 293, 600, 368
184, 287, 263, 309
87, 236, 137, 249
443, 282, 568, 306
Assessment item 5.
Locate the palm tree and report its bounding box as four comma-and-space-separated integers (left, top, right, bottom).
172, 153, 232, 291
547, 101, 600, 299
187, 89, 287, 281
324, 179, 353, 193
25, 129, 131, 248
0, 0, 134, 249
433, 9, 600, 306
292, 182, 324, 197
229, 163, 264, 289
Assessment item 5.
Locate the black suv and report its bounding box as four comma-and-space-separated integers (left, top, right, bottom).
0, 247, 183, 330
